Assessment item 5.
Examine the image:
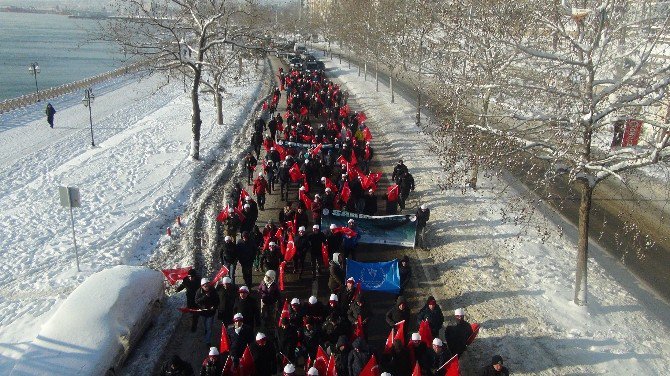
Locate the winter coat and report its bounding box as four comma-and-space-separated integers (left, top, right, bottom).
299, 326, 323, 358
216, 284, 237, 324
161, 356, 194, 376
416, 208, 430, 228
399, 173, 415, 196
347, 338, 370, 376
294, 209, 310, 230
392, 163, 409, 183
236, 239, 256, 267
176, 274, 200, 308
261, 246, 282, 272
385, 296, 410, 327
333, 336, 351, 376
278, 165, 291, 183
222, 214, 240, 237
244, 155, 257, 172
304, 301, 327, 324
326, 231, 343, 254
347, 300, 372, 325
479, 364, 510, 376
233, 296, 260, 329
416, 301, 445, 336
226, 324, 254, 360
251, 341, 278, 376
253, 177, 268, 195
220, 240, 237, 265
444, 320, 473, 356
308, 231, 326, 255
328, 261, 345, 292
363, 194, 377, 215
277, 324, 299, 361
295, 233, 311, 257
195, 287, 219, 317
386, 345, 412, 376
427, 348, 453, 376
258, 281, 280, 305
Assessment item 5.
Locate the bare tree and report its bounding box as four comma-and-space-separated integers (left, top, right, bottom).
103, 0, 265, 160
440, 0, 670, 305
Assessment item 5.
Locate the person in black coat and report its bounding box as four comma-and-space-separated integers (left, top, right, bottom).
195, 279, 220, 346
294, 227, 311, 277
308, 225, 326, 277
399, 256, 412, 294
226, 313, 254, 364
392, 160, 408, 184
220, 236, 238, 282
347, 337, 370, 376
325, 224, 343, 257
251, 332, 278, 376
332, 335, 350, 376
277, 318, 299, 364
398, 172, 415, 210
46, 103, 56, 128
479, 355, 510, 376
216, 276, 237, 326
385, 340, 411, 376
385, 295, 411, 328
278, 161, 291, 201
427, 338, 452, 376
328, 253, 345, 293
160, 354, 194, 376
176, 269, 200, 331
236, 232, 257, 287
415, 204, 431, 249
232, 286, 261, 331
416, 296, 445, 338
244, 153, 257, 185
363, 189, 377, 216
444, 308, 473, 357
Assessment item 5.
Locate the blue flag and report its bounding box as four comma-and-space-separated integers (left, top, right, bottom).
345, 259, 400, 294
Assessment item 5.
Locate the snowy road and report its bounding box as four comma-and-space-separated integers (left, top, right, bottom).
0, 71, 264, 372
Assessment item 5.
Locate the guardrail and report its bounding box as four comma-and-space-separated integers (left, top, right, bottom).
0, 61, 146, 114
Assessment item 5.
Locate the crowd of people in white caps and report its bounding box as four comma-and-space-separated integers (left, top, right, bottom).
161, 64, 509, 376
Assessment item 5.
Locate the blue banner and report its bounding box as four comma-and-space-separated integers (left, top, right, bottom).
345, 259, 400, 294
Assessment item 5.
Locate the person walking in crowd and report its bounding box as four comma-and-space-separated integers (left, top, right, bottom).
233, 285, 260, 331
253, 173, 269, 210
416, 204, 430, 249
428, 338, 452, 375
399, 255, 412, 294
385, 295, 410, 329
258, 269, 280, 328
347, 337, 371, 376
160, 354, 194, 376
328, 253, 345, 293
236, 231, 256, 287
444, 308, 474, 357
176, 269, 200, 332
199, 347, 222, 376
194, 278, 219, 346
398, 171, 415, 210
226, 313, 254, 365
219, 235, 237, 283
216, 276, 236, 326
479, 355, 510, 376
417, 296, 445, 338
244, 152, 257, 185
251, 332, 278, 376
342, 219, 361, 260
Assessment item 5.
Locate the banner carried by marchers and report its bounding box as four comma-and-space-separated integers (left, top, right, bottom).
346, 259, 401, 294
322, 210, 417, 247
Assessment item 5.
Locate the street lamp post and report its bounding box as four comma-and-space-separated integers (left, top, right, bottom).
82, 88, 95, 147
28, 62, 41, 102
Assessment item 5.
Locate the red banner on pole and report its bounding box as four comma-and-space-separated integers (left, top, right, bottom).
622, 119, 643, 146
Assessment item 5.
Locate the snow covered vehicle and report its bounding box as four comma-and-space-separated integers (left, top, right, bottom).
11, 265, 164, 376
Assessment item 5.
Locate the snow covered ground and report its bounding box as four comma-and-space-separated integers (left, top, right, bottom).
322, 53, 670, 374
0, 70, 264, 373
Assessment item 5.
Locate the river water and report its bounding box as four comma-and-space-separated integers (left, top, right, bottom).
0, 12, 123, 101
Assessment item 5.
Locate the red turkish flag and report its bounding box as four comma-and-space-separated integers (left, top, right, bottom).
314, 346, 328, 375
326, 355, 336, 376
321, 243, 330, 268
356, 112, 368, 124
332, 226, 357, 238
222, 356, 234, 376
289, 163, 304, 182
466, 323, 480, 345
216, 205, 230, 222
359, 354, 381, 376
299, 189, 313, 211
384, 328, 395, 354
437, 355, 460, 376
239, 345, 255, 376
220, 325, 230, 353
177, 307, 199, 313
212, 265, 230, 284
161, 266, 192, 285
275, 144, 287, 160
336, 154, 347, 166
387, 184, 399, 202
310, 143, 323, 157
323, 177, 338, 193
234, 206, 246, 223
419, 320, 433, 348
350, 150, 358, 165
362, 127, 372, 141
304, 356, 312, 375
284, 233, 297, 261
340, 182, 351, 203
278, 299, 290, 326
411, 362, 421, 376
279, 261, 286, 291
394, 320, 406, 346
352, 281, 362, 302
300, 106, 309, 116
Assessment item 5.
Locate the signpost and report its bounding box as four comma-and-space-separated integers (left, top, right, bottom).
59, 186, 81, 272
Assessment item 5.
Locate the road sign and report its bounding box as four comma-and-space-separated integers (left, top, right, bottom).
59, 186, 81, 208
59, 186, 81, 271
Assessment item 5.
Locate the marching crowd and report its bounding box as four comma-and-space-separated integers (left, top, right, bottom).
162, 60, 509, 376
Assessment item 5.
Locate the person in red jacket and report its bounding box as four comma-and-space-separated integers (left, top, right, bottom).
253, 173, 269, 210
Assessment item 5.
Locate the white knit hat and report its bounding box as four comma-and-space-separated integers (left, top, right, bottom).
284, 363, 296, 373
238, 285, 249, 293
265, 270, 276, 279
225, 235, 232, 241
200, 278, 209, 286
221, 276, 232, 284
421, 204, 428, 210
309, 296, 318, 304
411, 332, 421, 341
299, 226, 306, 232
269, 241, 276, 246
330, 224, 337, 230
307, 367, 319, 375
313, 224, 320, 229
209, 347, 219, 356
256, 332, 267, 341
233, 313, 244, 321
381, 373, 392, 376
454, 308, 465, 316
329, 294, 339, 302
291, 298, 300, 305
432, 338, 443, 347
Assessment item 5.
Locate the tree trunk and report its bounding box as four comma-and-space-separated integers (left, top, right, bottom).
574, 181, 593, 305
190, 69, 202, 160
216, 90, 223, 125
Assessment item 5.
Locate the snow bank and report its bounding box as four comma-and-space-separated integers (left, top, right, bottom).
10, 265, 164, 376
